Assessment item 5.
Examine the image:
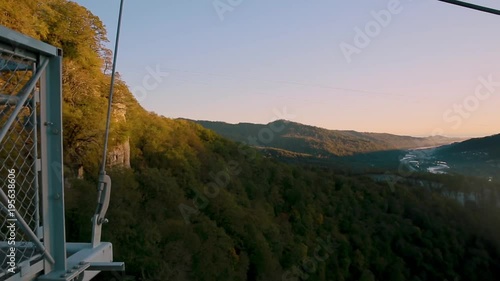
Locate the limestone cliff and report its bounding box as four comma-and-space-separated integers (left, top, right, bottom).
107, 98, 131, 168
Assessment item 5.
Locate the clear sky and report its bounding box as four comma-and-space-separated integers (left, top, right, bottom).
74, 0, 500, 137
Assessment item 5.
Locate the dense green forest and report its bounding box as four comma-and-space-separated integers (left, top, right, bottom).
2, 1, 500, 280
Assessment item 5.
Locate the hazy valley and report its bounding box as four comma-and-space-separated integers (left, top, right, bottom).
1, 1, 500, 281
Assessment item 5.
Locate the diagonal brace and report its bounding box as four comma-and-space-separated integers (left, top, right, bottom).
0, 58, 48, 142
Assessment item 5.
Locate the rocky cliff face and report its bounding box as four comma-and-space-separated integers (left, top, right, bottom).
108, 137, 130, 168
107, 101, 131, 168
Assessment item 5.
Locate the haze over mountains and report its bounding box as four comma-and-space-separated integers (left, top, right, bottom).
194, 120, 500, 178
3, 1, 500, 280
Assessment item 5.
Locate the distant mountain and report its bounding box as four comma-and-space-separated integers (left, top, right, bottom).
192, 119, 462, 158
437, 134, 500, 158
434, 134, 500, 178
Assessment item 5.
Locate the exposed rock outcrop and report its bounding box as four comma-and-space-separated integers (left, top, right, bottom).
107, 101, 131, 168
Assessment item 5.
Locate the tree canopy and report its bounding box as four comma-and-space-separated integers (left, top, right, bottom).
2, 1, 500, 280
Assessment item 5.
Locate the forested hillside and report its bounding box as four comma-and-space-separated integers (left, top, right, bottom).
437, 134, 500, 158
2, 1, 500, 281
194, 120, 461, 157
433, 134, 500, 179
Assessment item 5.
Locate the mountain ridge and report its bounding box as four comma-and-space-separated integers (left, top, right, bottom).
191, 119, 464, 158
433, 134, 500, 179
3, 2, 500, 280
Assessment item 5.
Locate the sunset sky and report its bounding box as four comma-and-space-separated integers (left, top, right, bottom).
74, 0, 500, 137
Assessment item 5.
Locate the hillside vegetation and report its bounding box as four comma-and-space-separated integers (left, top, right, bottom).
194, 120, 461, 157
437, 134, 500, 158
434, 134, 500, 179
2, 1, 500, 281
